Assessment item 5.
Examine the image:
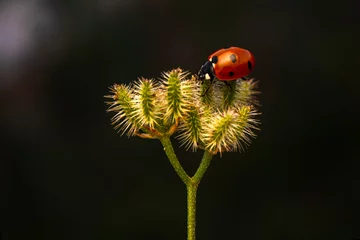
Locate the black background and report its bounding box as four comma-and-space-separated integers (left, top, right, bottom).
1, 0, 359, 239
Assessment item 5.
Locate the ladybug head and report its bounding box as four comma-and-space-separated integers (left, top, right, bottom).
247, 52, 255, 73
197, 60, 215, 81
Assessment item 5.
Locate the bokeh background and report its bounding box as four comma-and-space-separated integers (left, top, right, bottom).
1, 0, 359, 239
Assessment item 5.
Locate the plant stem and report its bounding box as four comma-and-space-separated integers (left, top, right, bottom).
192, 151, 213, 184
160, 137, 190, 185
187, 183, 197, 240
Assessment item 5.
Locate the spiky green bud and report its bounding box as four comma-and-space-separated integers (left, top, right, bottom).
234, 79, 259, 106
214, 78, 259, 109
106, 84, 140, 136
201, 105, 258, 154
202, 109, 238, 154
233, 105, 259, 150
177, 104, 203, 151
160, 68, 199, 123
218, 81, 237, 109
132, 78, 159, 128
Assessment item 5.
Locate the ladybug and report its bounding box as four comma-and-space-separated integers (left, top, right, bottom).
197, 46, 255, 84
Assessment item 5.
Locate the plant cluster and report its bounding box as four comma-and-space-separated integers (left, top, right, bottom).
106, 68, 259, 155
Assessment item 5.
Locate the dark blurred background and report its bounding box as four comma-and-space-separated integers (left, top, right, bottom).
0, 0, 359, 239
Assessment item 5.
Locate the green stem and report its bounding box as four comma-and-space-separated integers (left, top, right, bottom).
187, 184, 197, 240
160, 137, 190, 185
192, 151, 213, 184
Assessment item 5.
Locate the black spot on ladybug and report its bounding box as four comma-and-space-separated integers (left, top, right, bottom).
230, 54, 237, 63
248, 61, 252, 70
211, 56, 218, 63
229, 71, 234, 77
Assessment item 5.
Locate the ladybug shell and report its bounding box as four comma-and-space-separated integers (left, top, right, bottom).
209, 47, 255, 81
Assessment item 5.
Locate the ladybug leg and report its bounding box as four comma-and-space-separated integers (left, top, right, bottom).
224, 81, 233, 91
241, 76, 250, 80
201, 78, 214, 96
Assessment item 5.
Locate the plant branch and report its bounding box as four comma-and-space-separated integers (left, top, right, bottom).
160, 137, 191, 185
192, 151, 214, 184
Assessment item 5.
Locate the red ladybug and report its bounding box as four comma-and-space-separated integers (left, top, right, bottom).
198, 47, 255, 82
